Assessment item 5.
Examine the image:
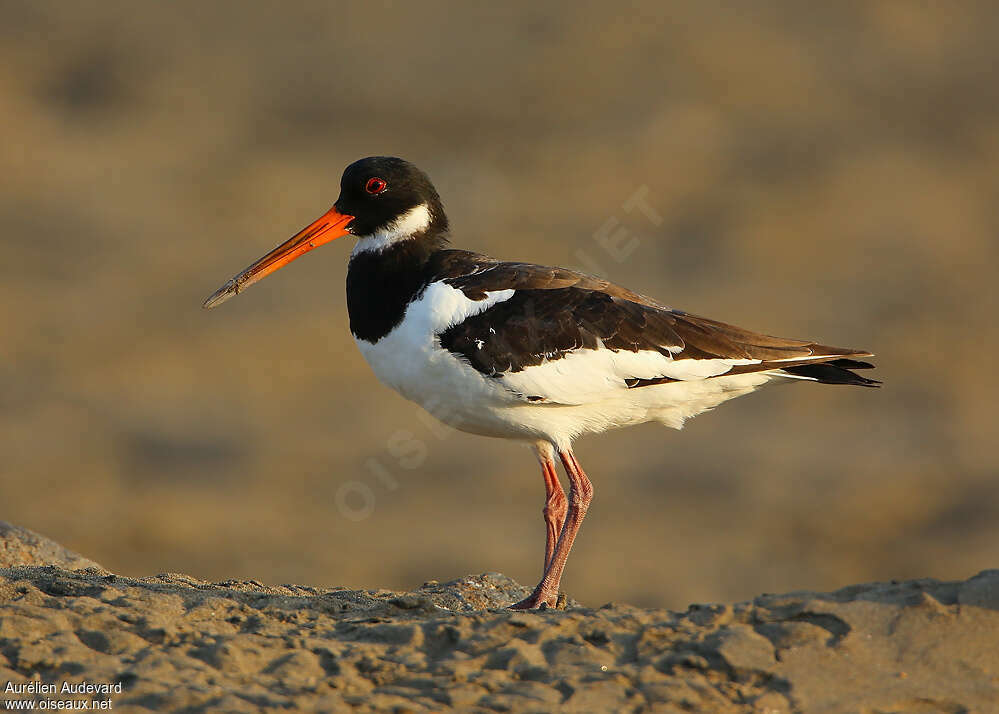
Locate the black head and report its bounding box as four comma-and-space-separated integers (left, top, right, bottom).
203, 156, 448, 310
335, 156, 448, 240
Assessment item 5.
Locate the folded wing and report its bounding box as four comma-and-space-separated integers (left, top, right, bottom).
429, 251, 878, 404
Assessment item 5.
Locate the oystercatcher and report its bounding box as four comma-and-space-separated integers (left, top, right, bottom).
204, 156, 878, 609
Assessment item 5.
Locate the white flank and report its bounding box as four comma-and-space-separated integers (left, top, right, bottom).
500, 348, 760, 405
351, 203, 433, 256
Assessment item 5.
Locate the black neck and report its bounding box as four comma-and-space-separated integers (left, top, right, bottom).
346, 234, 447, 343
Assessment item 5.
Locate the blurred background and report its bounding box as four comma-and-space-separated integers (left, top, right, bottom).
2, 1, 998, 609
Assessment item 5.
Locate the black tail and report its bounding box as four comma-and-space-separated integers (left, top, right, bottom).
781, 358, 881, 387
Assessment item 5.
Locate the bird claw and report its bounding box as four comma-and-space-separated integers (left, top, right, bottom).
509, 590, 567, 610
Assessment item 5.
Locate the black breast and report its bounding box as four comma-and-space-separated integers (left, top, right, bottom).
346, 241, 469, 343
347, 252, 426, 343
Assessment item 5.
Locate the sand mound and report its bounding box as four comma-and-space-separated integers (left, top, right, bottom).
1, 524, 997, 712
0, 522, 107, 573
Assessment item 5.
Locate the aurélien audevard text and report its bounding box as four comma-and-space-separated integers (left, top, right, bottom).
5, 681, 123, 695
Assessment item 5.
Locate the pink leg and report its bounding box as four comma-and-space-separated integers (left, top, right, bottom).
511, 446, 593, 609
536, 442, 567, 573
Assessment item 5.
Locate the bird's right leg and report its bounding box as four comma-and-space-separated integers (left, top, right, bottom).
536, 441, 567, 573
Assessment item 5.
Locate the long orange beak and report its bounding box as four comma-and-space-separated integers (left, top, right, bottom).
203, 207, 354, 309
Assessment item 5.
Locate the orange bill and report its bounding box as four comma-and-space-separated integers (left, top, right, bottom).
203, 207, 354, 309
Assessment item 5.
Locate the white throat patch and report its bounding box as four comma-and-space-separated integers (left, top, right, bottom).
351, 203, 432, 256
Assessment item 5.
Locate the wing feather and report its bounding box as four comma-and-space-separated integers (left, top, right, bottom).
428, 250, 876, 400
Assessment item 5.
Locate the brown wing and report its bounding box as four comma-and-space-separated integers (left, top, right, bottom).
430, 250, 876, 384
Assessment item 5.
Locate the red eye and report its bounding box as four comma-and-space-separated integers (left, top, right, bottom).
365, 177, 387, 194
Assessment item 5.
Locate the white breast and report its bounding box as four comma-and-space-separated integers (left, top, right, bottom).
354, 281, 522, 435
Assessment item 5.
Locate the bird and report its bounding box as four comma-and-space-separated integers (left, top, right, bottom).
203, 156, 879, 609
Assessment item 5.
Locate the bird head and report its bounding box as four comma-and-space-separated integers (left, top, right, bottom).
203, 156, 446, 309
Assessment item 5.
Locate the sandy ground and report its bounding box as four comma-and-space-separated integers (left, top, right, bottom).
2, 523, 998, 713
